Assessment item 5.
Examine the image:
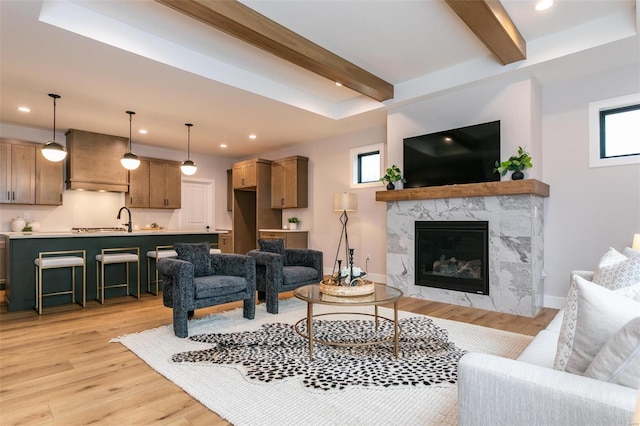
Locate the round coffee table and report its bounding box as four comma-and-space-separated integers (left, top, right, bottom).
293, 283, 404, 359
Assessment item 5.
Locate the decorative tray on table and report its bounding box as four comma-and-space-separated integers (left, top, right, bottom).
319, 273, 375, 297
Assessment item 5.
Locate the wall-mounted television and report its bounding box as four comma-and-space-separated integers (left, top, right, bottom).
403, 120, 501, 188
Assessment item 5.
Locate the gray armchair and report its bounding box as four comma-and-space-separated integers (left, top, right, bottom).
157, 242, 256, 337
247, 239, 323, 314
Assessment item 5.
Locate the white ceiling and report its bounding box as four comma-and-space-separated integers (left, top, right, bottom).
1, 0, 637, 159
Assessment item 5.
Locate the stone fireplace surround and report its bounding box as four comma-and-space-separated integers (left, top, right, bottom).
376, 180, 550, 317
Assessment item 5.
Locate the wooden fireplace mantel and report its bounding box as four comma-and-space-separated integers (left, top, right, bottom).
375, 179, 550, 202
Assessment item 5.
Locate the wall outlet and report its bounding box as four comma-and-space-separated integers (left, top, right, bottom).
23, 213, 29, 220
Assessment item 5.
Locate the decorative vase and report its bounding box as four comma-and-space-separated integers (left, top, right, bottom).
27, 221, 41, 232
11, 218, 26, 232
386, 182, 395, 190
289, 223, 297, 230
511, 170, 524, 180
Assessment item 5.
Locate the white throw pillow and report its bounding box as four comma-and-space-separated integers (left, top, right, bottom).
623, 247, 640, 258
592, 250, 640, 291
558, 277, 640, 375
584, 317, 640, 388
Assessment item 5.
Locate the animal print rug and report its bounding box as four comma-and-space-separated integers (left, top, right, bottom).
171, 317, 466, 391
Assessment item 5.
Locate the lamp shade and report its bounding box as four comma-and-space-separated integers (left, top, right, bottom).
334, 193, 357, 212
632, 234, 640, 250
120, 152, 140, 170
41, 141, 67, 162
180, 160, 197, 176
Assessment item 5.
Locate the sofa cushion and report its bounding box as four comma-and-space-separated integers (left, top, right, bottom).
258, 238, 285, 256
193, 275, 248, 299
592, 248, 640, 291
175, 242, 213, 277
555, 276, 640, 375
584, 317, 640, 388
283, 266, 319, 286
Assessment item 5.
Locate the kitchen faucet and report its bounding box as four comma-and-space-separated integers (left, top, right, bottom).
117, 206, 132, 233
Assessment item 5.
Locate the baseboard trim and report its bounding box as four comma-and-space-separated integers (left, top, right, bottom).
543, 295, 566, 309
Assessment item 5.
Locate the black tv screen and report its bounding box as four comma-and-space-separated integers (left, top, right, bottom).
403, 120, 501, 188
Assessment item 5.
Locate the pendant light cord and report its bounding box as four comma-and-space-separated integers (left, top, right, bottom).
186, 123, 193, 160
126, 111, 135, 151
48, 93, 61, 142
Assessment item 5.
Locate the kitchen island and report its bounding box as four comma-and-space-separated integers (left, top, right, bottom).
2, 230, 226, 311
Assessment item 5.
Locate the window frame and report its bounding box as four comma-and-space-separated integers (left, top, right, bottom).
589, 93, 640, 168
349, 143, 384, 189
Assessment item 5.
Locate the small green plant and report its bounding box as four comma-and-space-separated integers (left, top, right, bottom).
288, 217, 299, 224
494, 146, 533, 176
379, 165, 407, 184
21, 226, 32, 232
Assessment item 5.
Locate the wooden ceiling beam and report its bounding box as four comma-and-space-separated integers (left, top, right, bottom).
155, 0, 394, 102
444, 0, 526, 65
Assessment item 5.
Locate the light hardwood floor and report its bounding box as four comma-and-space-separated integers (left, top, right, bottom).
0, 291, 557, 425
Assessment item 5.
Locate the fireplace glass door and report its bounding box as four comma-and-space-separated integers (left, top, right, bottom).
415, 221, 489, 295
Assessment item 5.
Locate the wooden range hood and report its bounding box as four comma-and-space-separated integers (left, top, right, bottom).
65, 129, 130, 192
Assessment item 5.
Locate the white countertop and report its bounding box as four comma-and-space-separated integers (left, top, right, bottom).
1, 230, 227, 239
259, 229, 307, 233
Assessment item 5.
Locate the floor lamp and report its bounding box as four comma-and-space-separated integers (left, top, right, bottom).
332, 192, 357, 282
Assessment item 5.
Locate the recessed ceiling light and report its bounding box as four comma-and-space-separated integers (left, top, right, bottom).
535, 0, 553, 11
220, 144, 227, 148
17, 106, 31, 113
249, 134, 257, 140
335, 82, 343, 87
138, 129, 148, 134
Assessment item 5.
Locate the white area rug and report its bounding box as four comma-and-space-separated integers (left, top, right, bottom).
114, 299, 533, 425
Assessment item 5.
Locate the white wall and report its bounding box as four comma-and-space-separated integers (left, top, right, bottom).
541, 63, 640, 303
0, 123, 235, 232
256, 125, 388, 282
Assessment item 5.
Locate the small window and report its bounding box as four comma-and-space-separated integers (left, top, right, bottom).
357, 151, 380, 183
350, 143, 384, 189
589, 93, 640, 168
600, 104, 640, 158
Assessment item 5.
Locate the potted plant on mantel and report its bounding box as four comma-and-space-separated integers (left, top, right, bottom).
380, 165, 407, 190
494, 146, 533, 180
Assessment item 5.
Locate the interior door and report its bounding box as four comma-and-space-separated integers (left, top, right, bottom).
180, 178, 215, 231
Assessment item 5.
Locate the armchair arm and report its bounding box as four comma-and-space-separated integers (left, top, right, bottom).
284, 249, 323, 272
157, 258, 196, 307
458, 352, 637, 426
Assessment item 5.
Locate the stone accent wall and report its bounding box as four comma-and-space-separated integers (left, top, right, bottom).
386, 194, 545, 317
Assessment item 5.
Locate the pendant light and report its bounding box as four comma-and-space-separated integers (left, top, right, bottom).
41, 93, 67, 162
180, 123, 197, 176
121, 111, 140, 170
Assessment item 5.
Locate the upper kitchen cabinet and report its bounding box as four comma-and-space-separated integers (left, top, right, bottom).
149, 160, 181, 209
35, 150, 63, 205
271, 156, 308, 209
125, 159, 150, 208
232, 159, 257, 189
65, 129, 129, 192
1, 139, 56, 205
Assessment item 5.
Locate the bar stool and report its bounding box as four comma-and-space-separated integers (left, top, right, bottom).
210, 248, 222, 254
95, 247, 140, 304
34, 250, 86, 314
146, 245, 177, 295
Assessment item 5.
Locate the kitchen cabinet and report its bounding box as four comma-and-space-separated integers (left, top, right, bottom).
126, 159, 150, 208
65, 129, 129, 192
2, 139, 63, 205
232, 160, 257, 189
271, 155, 308, 209
35, 151, 63, 205
227, 169, 232, 211
219, 231, 233, 253
259, 230, 308, 249
149, 160, 181, 209
232, 158, 281, 254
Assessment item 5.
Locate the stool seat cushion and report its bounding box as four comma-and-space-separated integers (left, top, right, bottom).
35, 256, 85, 268
193, 275, 248, 299
210, 248, 222, 254
146, 250, 178, 259
96, 253, 139, 263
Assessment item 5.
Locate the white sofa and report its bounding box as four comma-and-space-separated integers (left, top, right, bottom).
457, 271, 639, 426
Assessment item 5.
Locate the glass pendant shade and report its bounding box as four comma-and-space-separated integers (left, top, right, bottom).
181, 123, 197, 176
180, 160, 197, 176
41, 93, 67, 162
41, 141, 67, 162
121, 110, 140, 170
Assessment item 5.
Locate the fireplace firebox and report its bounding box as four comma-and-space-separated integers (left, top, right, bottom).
415, 221, 489, 295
